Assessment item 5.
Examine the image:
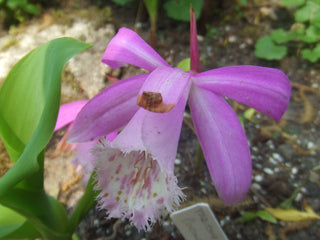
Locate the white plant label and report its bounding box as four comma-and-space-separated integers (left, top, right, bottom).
170, 202, 229, 240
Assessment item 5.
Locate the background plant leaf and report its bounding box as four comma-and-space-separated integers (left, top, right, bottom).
301, 43, 320, 62
281, 0, 305, 7
0, 37, 91, 196
254, 35, 287, 60
163, 0, 204, 21
295, 1, 320, 23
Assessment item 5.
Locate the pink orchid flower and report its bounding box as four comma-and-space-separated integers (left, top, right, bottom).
68, 11, 291, 230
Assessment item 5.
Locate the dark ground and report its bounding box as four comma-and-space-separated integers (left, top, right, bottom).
1, 0, 320, 239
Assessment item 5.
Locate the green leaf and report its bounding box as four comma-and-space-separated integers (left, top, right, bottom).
237, 211, 277, 223
177, 58, 191, 71
237, 211, 258, 222
295, 1, 320, 23
164, 0, 204, 21
256, 210, 277, 224
144, 0, 158, 22
281, 0, 305, 7
24, 4, 39, 15
271, 29, 294, 44
0, 188, 69, 239
0, 204, 40, 239
7, 0, 28, 9
301, 44, 320, 62
312, 11, 320, 28
255, 35, 287, 60
0, 38, 91, 195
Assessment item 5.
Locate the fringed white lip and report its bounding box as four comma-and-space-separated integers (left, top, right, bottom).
94, 143, 185, 231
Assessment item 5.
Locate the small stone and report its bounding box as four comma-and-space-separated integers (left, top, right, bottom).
254, 175, 263, 182
228, 35, 237, 43
291, 167, 298, 175
174, 158, 181, 165
263, 168, 274, 175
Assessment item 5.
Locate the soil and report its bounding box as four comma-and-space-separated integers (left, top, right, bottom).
0, 0, 320, 240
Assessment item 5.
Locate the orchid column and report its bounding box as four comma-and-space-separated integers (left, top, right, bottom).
68, 9, 291, 230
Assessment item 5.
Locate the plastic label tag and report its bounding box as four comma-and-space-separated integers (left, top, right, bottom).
170, 202, 229, 240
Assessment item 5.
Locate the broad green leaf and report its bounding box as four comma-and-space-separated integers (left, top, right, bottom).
164, 0, 204, 21
295, 1, 320, 23
281, 0, 305, 7
254, 35, 287, 60
0, 37, 91, 195
0, 188, 69, 240
0, 205, 40, 239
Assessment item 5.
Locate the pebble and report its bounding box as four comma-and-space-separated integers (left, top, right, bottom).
272, 153, 283, 162
263, 168, 274, 175
220, 216, 230, 226
228, 35, 237, 43
266, 140, 275, 149
291, 167, 298, 175
254, 175, 263, 182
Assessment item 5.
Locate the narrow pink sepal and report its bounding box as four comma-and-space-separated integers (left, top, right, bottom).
102, 27, 169, 71
68, 73, 148, 143
138, 66, 191, 107
193, 66, 291, 121
54, 100, 88, 132
189, 85, 252, 205
190, 6, 201, 73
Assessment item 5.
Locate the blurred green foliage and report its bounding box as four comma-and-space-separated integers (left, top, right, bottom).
111, 0, 204, 22
0, 0, 39, 26
255, 0, 320, 63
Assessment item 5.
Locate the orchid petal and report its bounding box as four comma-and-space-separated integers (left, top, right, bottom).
137, 66, 191, 112
68, 73, 148, 142
111, 86, 190, 172
102, 28, 169, 71
189, 85, 252, 204
193, 66, 291, 120
54, 100, 88, 131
